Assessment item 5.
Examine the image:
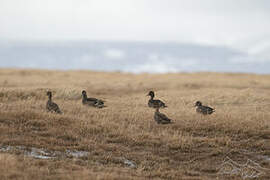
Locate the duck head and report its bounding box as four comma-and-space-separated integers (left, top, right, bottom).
82, 90, 87, 98
195, 101, 202, 107
147, 91, 155, 98
47, 91, 52, 99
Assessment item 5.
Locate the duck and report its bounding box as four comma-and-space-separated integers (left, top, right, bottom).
82, 90, 105, 108
46, 91, 62, 114
194, 101, 215, 115
147, 91, 167, 108
154, 108, 172, 124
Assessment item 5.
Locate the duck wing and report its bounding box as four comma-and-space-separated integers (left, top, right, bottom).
53, 103, 62, 114
94, 99, 105, 108
149, 99, 167, 108
84, 97, 105, 108
86, 97, 98, 102
87, 97, 105, 104
205, 106, 215, 114
47, 101, 62, 114
156, 99, 167, 108
197, 106, 215, 115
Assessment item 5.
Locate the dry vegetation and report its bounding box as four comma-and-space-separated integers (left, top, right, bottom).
0, 68, 270, 180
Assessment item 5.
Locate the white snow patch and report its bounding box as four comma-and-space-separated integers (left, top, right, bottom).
104, 48, 125, 59
128, 56, 198, 73
229, 55, 270, 64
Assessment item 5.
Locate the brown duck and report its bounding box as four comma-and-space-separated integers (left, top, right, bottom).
46, 91, 62, 114
154, 108, 172, 124
147, 91, 167, 108
82, 90, 105, 108
195, 101, 215, 115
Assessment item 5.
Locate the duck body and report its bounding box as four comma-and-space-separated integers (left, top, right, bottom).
46, 91, 62, 114
154, 108, 171, 124
147, 91, 167, 108
82, 90, 105, 108
195, 101, 215, 115
148, 99, 167, 108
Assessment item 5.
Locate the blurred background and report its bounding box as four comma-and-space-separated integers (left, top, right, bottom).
0, 0, 269, 74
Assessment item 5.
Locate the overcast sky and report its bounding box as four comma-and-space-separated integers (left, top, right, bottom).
0, 0, 270, 60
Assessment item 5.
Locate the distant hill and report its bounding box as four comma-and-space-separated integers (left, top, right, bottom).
0, 40, 269, 73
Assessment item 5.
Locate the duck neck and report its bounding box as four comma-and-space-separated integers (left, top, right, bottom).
48, 95, 52, 101
150, 95, 154, 100
82, 94, 87, 100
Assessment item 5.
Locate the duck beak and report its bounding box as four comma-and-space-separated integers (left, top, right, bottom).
146, 94, 149, 96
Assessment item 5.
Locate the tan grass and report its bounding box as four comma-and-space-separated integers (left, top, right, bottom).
0, 68, 270, 179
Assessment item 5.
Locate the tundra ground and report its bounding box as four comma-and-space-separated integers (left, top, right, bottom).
0, 69, 269, 179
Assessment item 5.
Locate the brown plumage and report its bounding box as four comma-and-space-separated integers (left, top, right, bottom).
195, 101, 215, 115
154, 108, 172, 124
82, 90, 105, 108
46, 91, 62, 114
147, 91, 167, 108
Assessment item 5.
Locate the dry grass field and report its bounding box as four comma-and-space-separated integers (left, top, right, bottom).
0, 68, 270, 180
